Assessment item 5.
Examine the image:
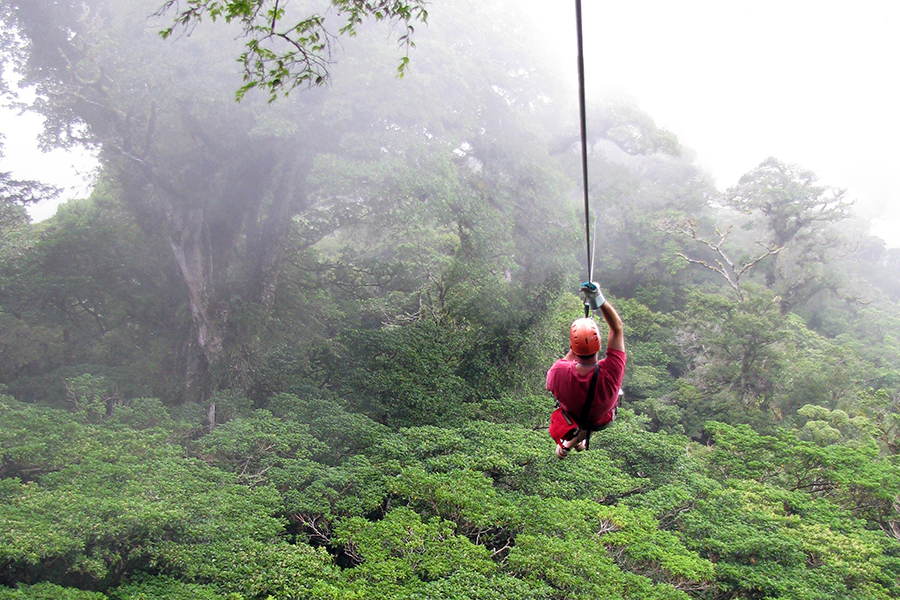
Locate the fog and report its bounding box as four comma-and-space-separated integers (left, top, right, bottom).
520, 0, 900, 247
4, 0, 899, 247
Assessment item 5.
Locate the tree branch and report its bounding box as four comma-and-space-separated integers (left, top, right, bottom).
663, 217, 782, 301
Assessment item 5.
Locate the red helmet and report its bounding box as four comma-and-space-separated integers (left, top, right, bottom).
570, 318, 601, 356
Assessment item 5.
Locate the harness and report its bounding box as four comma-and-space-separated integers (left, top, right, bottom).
555, 363, 617, 451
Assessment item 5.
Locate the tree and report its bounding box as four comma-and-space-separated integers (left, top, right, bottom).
0, 19, 60, 227
663, 217, 782, 302
242, 0, 587, 417
0, 0, 435, 408
569, 118, 714, 312
724, 157, 855, 313
0, 189, 184, 403
725, 158, 852, 251
674, 287, 786, 437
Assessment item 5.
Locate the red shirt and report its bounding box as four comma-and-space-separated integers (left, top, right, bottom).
546, 349, 626, 427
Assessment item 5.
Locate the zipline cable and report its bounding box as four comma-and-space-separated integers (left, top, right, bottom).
575, 0, 592, 317
590, 211, 599, 282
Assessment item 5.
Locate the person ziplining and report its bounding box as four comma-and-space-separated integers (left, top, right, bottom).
547, 285, 626, 458
545, 0, 627, 458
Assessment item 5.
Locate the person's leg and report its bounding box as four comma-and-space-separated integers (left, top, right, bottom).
564, 429, 589, 451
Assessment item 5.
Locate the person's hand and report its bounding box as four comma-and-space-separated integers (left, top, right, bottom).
580, 281, 606, 310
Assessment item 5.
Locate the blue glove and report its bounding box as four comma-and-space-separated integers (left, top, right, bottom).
580, 281, 606, 311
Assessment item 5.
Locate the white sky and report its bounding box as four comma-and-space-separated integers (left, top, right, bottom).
2, 0, 899, 247
532, 0, 900, 247
0, 103, 97, 221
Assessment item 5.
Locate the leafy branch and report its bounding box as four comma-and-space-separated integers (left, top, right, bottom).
156, 0, 428, 101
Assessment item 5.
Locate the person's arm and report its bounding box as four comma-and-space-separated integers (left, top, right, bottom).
581, 281, 625, 353
599, 300, 624, 353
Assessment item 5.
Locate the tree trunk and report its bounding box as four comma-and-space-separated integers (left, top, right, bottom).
206, 400, 216, 432
167, 204, 224, 402
250, 154, 307, 312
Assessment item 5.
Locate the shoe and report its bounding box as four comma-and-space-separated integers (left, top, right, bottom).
574, 439, 587, 452
555, 443, 570, 459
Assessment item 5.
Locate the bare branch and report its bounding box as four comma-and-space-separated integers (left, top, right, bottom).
661, 216, 782, 301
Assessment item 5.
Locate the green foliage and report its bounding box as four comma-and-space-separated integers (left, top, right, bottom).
339, 320, 474, 426
510, 292, 584, 394
853, 388, 900, 454
705, 421, 900, 524
0, 192, 183, 404
679, 480, 900, 599
0, 399, 286, 590
672, 287, 787, 436
336, 507, 494, 586
0, 395, 95, 481
775, 313, 865, 418
612, 298, 684, 432
507, 531, 697, 600
194, 409, 323, 485
63, 374, 114, 423
208, 389, 253, 425
267, 391, 393, 461
3, 393, 900, 598
590, 101, 682, 157
725, 158, 852, 248
112, 575, 240, 599
158, 0, 429, 101
589, 420, 695, 487
474, 392, 551, 429
105, 398, 175, 431
0, 583, 106, 599
722, 157, 856, 315
589, 151, 713, 313
157, 540, 344, 600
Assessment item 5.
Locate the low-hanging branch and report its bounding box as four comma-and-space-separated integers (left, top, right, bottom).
156, 0, 429, 101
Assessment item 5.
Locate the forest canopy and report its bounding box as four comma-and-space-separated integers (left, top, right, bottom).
1, 0, 899, 598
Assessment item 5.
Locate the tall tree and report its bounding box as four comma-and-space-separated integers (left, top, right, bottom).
724, 157, 854, 313
0, 0, 431, 407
